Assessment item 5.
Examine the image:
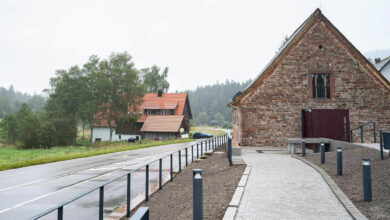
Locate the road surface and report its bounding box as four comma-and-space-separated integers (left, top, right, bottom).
0, 139, 218, 220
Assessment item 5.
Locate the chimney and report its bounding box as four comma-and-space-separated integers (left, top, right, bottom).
157, 89, 163, 97
375, 58, 381, 64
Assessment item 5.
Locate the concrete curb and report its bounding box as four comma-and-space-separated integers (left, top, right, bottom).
223, 165, 251, 220
292, 155, 367, 220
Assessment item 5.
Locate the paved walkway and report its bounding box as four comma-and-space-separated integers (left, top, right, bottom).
235, 147, 352, 220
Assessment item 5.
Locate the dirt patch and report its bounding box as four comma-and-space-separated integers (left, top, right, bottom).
128, 147, 246, 220
303, 147, 390, 219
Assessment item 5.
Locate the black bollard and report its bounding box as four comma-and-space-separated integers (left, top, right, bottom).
362, 158, 372, 202
337, 147, 342, 176
193, 169, 203, 220
320, 143, 325, 164
301, 139, 306, 157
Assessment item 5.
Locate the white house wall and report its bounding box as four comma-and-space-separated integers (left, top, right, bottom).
92, 127, 140, 142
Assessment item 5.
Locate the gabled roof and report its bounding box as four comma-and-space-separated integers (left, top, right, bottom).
140, 115, 184, 132
137, 93, 188, 122
93, 92, 189, 127
229, 8, 390, 106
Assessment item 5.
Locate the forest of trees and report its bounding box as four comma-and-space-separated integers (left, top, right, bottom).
0, 52, 169, 148
185, 79, 251, 128
0, 85, 45, 118
0, 50, 250, 148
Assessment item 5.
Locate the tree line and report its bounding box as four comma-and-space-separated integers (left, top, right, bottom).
0, 52, 169, 148
0, 85, 45, 118
185, 79, 251, 128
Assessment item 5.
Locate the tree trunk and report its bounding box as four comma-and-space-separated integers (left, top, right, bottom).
82, 122, 85, 139
109, 126, 113, 142
90, 126, 93, 143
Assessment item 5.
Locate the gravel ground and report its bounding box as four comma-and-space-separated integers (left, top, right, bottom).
303, 147, 390, 219
128, 146, 246, 220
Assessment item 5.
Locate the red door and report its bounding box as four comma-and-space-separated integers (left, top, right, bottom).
303, 109, 350, 141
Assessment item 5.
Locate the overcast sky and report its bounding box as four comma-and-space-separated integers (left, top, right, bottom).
0, 0, 389, 95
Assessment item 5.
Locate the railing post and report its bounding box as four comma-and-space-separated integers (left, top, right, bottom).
193, 169, 203, 220
159, 159, 162, 189
197, 143, 199, 159
337, 147, 342, 176
301, 139, 306, 157
341, 133, 344, 142
185, 148, 188, 166
145, 164, 149, 201
361, 126, 364, 143
350, 130, 353, 143
99, 186, 104, 220
380, 130, 384, 160
192, 145, 194, 162
373, 122, 377, 143
201, 142, 203, 156
170, 154, 173, 181
362, 158, 372, 202
179, 151, 182, 172
127, 173, 131, 217
58, 206, 63, 220
320, 143, 325, 164
228, 137, 232, 166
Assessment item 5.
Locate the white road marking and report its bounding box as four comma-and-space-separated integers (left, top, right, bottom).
0, 142, 197, 215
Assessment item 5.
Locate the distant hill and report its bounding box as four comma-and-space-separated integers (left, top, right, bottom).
184, 79, 251, 127
364, 48, 390, 62
0, 85, 45, 118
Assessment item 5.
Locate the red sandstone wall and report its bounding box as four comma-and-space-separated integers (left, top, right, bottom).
237, 20, 390, 147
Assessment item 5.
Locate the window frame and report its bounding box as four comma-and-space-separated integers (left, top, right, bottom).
308, 71, 335, 100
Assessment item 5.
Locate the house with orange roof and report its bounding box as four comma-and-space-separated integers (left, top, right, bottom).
92, 89, 192, 142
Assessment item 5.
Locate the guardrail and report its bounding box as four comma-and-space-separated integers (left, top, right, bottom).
29, 134, 228, 220
341, 122, 376, 143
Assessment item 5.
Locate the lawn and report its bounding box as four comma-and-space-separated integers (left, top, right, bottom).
0, 139, 194, 171
190, 126, 227, 137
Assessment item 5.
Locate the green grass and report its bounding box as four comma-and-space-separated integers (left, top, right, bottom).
0, 139, 194, 171
190, 127, 227, 137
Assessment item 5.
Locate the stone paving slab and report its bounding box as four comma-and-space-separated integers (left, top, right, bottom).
223, 207, 237, 220
235, 147, 352, 220
243, 166, 251, 175
229, 186, 244, 207
237, 175, 248, 187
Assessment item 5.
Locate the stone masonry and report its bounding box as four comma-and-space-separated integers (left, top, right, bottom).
231, 10, 390, 147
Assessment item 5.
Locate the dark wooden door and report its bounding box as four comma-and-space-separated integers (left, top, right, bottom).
303, 109, 350, 141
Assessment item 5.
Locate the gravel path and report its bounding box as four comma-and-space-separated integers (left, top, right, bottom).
129, 147, 245, 220
304, 147, 390, 219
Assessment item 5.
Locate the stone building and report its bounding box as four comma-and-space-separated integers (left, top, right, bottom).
228, 9, 390, 147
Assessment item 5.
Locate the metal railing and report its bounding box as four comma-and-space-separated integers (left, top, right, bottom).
30, 134, 228, 220
341, 122, 376, 143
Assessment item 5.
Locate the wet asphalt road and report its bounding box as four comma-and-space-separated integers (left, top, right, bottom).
0, 139, 216, 220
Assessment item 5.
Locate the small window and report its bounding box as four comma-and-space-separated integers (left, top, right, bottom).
312, 74, 330, 98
